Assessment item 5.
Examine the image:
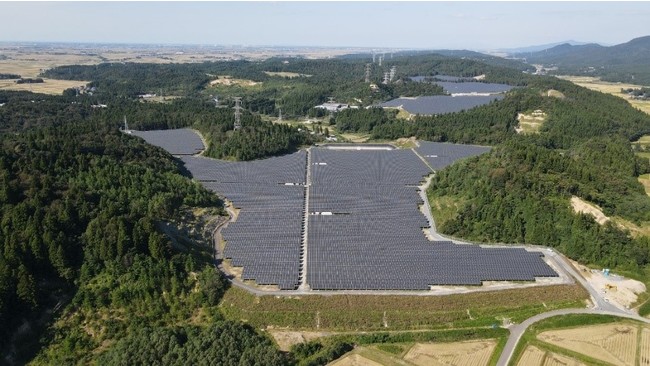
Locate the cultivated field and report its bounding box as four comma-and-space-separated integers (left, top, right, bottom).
402, 339, 496, 366
558, 76, 650, 115
642, 328, 650, 364
516, 346, 546, 366
0, 78, 89, 94
537, 323, 638, 366
330, 353, 384, 366
517, 346, 586, 366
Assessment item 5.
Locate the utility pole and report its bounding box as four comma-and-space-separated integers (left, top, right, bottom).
365, 63, 371, 83
233, 97, 242, 130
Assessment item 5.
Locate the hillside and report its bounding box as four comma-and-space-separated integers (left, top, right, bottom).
2, 49, 650, 364
518, 35, 650, 84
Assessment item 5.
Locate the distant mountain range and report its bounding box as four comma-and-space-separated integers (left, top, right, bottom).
514, 35, 650, 67
499, 40, 597, 54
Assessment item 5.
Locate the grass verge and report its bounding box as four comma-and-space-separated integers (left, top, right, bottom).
220, 285, 587, 332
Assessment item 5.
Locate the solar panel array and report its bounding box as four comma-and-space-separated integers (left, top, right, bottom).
435, 82, 513, 94
130, 128, 205, 155
181, 152, 307, 290
415, 141, 492, 170
307, 147, 557, 290
180, 151, 306, 184
379, 95, 504, 115
135, 132, 557, 291
410, 75, 474, 82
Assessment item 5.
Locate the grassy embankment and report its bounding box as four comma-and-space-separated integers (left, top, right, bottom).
220, 285, 587, 332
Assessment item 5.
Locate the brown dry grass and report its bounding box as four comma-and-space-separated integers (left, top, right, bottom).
542, 352, 587, 366
641, 328, 650, 364
330, 353, 384, 366
403, 340, 496, 366
537, 323, 638, 366
0, 78, 89, 95
517, 345, 546, 366
268, 330, 333, 351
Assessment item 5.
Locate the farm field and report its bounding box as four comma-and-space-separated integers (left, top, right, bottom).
517, 346, 586, 366
537, 323, 638, 366
0, 78, 89, 94
513, 314, 650, 366
402, 339, 497, 366
558, 75, 650, 115
328, 339, 499, 366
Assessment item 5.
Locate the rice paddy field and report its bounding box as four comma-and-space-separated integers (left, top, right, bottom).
512, 314, 650, 366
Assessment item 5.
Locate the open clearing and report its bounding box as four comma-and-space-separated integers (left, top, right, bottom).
570, 196, 650, 238
0, 78, 89, 94
263, 71, 311, 78
516, 111, 546, 134
545, 89, 565, 99
571, 260, 645, 310
570, 196, 610, 225
402, 339, 496, 366
558, 76, 650, 115
517, 346, 586, 366
268, 330, 333, 351
537, 323, 639, 366
209, 76, 260, 87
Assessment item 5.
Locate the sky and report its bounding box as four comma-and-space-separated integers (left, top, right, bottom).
1, 1, 650, 50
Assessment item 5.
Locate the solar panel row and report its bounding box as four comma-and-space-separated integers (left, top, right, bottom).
185, 151, 308, 290
307, 147, 557, 290
180, 151, 306, 184
130, 128, 205, 155
415, 141, 492, 170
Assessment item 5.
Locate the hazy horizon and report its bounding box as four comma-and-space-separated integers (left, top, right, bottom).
1, 2, 649, 51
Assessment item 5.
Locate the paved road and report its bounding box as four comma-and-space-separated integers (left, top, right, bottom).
497, 308, 650, 366
496, 247, 646, 366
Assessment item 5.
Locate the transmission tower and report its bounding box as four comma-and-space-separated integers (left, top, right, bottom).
389, 66, 396, 82
233, 97, 242, 130
213, 96, 219, 107
382, 72, 390, 85
372, 51, 376, 63
278, 108, 283, 122
365, 63, 371, 83
123, 116, 129, 131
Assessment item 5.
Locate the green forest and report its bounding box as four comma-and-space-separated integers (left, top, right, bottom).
0, 90, 301, 364
2, 48, 650, 364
